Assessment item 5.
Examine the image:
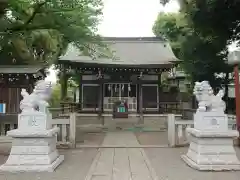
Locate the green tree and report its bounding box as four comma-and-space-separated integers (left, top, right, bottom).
160, 0, 240, 45
158, 0, 238, 110
182, 0, 240, 44
153, 11, 229, 90
49, 83, 61, 108
49, 79, 77, 108
0, 0, 103, 65
0, 0, 7, 18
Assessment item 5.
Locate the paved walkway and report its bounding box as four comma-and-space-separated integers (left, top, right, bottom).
0, 132, 240, 180
102, 132, 140, 147
146, 147, 240, 180
85, 132, 158, 180
0, 148, 98, 180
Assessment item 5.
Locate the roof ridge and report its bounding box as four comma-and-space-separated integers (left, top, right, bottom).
102, 37, 166, 42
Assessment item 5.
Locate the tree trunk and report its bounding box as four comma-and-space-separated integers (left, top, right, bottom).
0, 0, 7, 18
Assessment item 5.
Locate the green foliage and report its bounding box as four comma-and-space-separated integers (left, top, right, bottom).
49, 83, 61, 108
153, 10, 230, 89
182, 0, 240, 44
49, 82, 75, 108
0, 0, 103, 65
0, 0, 7, 18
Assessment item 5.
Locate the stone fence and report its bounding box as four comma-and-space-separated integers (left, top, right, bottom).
0, 113, 237, 148
167, 114, 237, 147
0, 113, 76, 148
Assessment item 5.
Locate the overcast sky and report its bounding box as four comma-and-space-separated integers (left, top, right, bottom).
98, 0, 180, 37
46, 0, 180, 82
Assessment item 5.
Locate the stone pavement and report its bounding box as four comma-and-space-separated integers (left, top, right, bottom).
145, 147, 240, 180
0, 132, 240, 180
85, 132, 158, 180
102, 131, 140, 147
0, 148, 98, 180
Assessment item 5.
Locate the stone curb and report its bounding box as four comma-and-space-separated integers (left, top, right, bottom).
76, 145, 169, 148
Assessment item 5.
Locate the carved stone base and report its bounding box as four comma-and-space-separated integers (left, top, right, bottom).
182, 154, 240, 171
182, 128, 240, 171
0, 127, 64, 172
0, 155, 64, 172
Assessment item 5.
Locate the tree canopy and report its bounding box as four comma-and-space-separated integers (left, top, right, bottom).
0, 0, 7, 18
154, 0, 233, 89
160, 0, 240, 45
0, 0, 103, 66
182, 0, 240, 44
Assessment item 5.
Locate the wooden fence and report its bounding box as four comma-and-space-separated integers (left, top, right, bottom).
168, 114, 237, 147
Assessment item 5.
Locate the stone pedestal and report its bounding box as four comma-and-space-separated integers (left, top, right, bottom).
0, 112, 64, 172
182, 112, 240, 171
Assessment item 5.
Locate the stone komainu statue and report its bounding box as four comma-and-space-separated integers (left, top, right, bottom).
20, 80, 53, 113
193, 81, 226, 113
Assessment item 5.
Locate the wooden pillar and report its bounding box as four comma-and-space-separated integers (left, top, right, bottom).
60, 64, 68, 113
78, 74, 82, 111
101, 83, 104, 113
98, 79, 104, 116
138, 81, 143, 123
60, 64, 68, 101
137, 84, 140, 113
26, 74, 35, 93
158, 72, 162, 113
234, 65, 240, 131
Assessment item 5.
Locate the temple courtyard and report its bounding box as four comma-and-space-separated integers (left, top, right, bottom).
0, 132, 239, 180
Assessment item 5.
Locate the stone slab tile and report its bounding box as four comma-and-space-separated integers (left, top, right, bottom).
131, 174, 153, 180
91, 175, 111, 180
145, 147, 240, 180
102, 132, 139, 147
93, 148, 114, 176
85, 132, 157, 180
86, 148, 155, 180
128, 148, 153, 179
112, 148, 131, 180
0, 149, 98, 180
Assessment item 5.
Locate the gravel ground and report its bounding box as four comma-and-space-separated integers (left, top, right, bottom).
78, 132, 105, 146
0, 143, 11, 155
135, 131, 168, 146
145, 147, 240, 180
0, 148, 98, 180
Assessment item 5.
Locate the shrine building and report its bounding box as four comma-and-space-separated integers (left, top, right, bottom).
58, 37, 179, 117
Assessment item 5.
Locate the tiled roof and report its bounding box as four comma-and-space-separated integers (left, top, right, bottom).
59, 37, 178, 67
0, 66, 44, 74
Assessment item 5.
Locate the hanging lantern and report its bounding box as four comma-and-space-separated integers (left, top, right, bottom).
108, 84, 111, 91
96, 69, 102, 79
115, 84, 117, 92
122, 84, 124, 91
